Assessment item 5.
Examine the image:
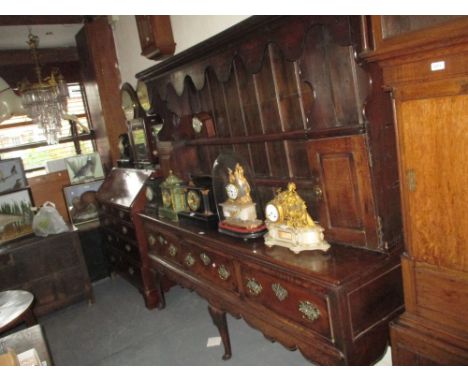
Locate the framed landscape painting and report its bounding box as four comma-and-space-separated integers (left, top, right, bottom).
0, 158, 28, 195
63, 179, 103, 225
0, 188, 34, 245
65, 153, 104, 185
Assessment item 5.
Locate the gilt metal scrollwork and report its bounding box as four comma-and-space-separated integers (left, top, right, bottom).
158, 235, 165, 245
298, 300, 320, 322
218, 265, 230, 280
200, 252, 211, 266
168, 244, 177, 257
185, 254, 195, 267
272, 283, 288, 301
148, 234, 156, 246
246, 278, 263, 296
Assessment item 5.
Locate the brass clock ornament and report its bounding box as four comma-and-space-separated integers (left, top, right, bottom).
158, 170, 187, 221
178, 175, 219, 229
217, 163, 266, 239
264, 183, 330, 253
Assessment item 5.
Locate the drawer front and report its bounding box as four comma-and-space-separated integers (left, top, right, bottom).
145, 223, 181, 266
181, 241, 238, 293
113, 251, 142, 288
240, 264, 333, 341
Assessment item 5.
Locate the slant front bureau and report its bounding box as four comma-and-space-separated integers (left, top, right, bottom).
139, 213, 403, 365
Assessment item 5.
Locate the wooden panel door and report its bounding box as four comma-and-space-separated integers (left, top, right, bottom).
307, 135, 379, 249
396, 94, 468, 271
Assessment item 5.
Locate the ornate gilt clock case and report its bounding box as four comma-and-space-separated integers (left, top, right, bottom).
212, 153, 266, 239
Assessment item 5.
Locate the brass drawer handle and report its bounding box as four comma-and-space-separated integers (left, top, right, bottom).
246, 278, 263, 296
312, 185, 323, 201
200, 252, 211, 266
148, 234, 156, 246
121, 226, 128, 235
128, 266, 134, 275
218, 265, 230, 280
298, 300, 320, 322
272, 283, 288, 301
168, 244, 177, 257
125, 244, 132, 252
185, 254, 195, 267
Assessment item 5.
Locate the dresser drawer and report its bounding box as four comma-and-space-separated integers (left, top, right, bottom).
113, 252, 142, 288
240, 264, 333, 341
181, 241, 238, 293
144, 223, 181, 266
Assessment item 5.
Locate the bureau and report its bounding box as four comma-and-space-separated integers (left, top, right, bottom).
0, 229, 94, 316
138, 213, 403, 365
97, 167, 161, 307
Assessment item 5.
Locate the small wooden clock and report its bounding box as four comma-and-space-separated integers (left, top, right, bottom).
158, 170, 186, 221
178, 175, 218, 229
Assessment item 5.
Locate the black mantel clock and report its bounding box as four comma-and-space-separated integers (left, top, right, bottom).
178, 175, 218, 229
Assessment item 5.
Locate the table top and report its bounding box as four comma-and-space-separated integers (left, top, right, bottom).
0, 324, 52, 366
0, 290, 34, 331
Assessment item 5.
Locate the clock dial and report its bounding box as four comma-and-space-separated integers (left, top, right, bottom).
145, 186, 154, 202
265, 203, 279, 223
121, 90, 135, 121
225, 183, 239, 200
192, 116, 203, 133
136, 80, 151, 113
162, 190, 172, 208
187, 190, 201, 212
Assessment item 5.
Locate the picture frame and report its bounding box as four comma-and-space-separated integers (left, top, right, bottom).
63, 179, 104, 226
0, 157, 28, 195
65, 153, 104, 185
0, 187, 34, 245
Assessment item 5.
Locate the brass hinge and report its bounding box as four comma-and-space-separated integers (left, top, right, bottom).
407, 169, 416, 192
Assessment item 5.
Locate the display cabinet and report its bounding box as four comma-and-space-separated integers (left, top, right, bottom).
135, 15, 176, 60
96, 167, 163, 307
134, 16, 405, 364
362, 15, 468, 365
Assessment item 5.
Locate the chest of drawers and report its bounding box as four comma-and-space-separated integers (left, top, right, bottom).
139, 213, 404, 365
0, 229, 94, 316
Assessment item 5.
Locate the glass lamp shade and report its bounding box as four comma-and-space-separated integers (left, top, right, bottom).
21, 83, 68, 145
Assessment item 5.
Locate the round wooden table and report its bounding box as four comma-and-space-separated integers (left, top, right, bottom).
0, 290, 37, 334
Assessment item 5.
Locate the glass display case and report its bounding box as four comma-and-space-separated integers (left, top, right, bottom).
212, 152, 266, 239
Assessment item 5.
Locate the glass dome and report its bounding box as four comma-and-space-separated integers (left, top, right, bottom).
212, 151, 266, 239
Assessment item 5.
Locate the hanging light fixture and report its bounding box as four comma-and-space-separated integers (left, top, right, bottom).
18, 31, 69, 145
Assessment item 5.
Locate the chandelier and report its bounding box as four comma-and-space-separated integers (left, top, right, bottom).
19, 31, 69, 145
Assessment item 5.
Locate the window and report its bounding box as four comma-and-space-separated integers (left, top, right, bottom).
0, 83, 96, 177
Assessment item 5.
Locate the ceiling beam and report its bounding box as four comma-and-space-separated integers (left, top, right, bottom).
0, 16, 84, 26
0, 47, 79, 66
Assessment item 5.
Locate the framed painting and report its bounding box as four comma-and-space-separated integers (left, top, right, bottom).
63, 179, 103, 226
0, 158, 28, 195
65, 153, 104, 185
0, 187, 34, 245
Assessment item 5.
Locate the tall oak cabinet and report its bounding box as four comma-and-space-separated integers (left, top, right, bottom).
362, 16, 468, 365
